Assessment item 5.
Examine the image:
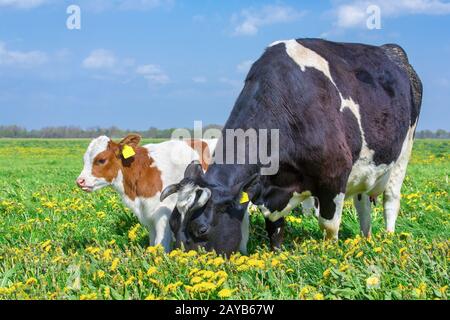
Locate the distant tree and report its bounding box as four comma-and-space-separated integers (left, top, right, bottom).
1, 125, 446, 139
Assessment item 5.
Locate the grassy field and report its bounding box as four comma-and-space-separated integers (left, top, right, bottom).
0, 138, 448, 300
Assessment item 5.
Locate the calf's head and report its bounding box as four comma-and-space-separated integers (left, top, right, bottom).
76, 134, 141, 192
161, 161, 259, 256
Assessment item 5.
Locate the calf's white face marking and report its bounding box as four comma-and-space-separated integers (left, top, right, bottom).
77, 136, 111, 192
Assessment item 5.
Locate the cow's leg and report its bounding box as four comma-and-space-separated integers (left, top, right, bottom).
353, 194, 372, 237
383, 126, 416, 232
383, 164, 409, 233
317, 192, 345, 240
265, 217, 285, 250
152, 207, 172, 252
239, 210, 249, 254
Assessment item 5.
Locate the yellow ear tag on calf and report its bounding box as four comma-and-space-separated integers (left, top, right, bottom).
240, 192, 250, 204
122, 145, 136, 159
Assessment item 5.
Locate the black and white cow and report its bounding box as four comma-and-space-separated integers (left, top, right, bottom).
161, 38, 423, 256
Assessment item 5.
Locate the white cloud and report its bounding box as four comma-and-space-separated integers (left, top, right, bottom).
0, 42, 47, 67
192, 76, 207, 83
81, 0, 174, 12
335, 0, 450, 28
219, 77, 242, 88
136, 64, 170, 85
236, 60, 253, 74
82, 49, 117, 69
0, 0, 47, 9
82, 49, 168, 86
118, 0, 174, 10
231, 5, 305, 36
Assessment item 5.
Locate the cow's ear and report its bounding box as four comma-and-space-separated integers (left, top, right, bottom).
184, 160, 204, 179
119, 134, 141, 147
232, 173, 260, 204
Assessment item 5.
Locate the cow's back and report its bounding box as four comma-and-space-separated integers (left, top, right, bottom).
229, 38, 421, 169
297, 39, 421, 166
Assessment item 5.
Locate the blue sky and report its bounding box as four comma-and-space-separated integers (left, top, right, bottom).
0, 0, 449, 130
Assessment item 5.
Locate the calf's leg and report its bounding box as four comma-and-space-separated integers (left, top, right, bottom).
152, 207, 173, 252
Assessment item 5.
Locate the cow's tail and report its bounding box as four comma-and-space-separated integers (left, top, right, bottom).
381, 44, 423, 127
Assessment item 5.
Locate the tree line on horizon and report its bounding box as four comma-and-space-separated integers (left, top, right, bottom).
0, 125, 449, 139
0, 125, 223, 139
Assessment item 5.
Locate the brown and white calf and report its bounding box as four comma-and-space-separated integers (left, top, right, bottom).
76, 134, 217, 251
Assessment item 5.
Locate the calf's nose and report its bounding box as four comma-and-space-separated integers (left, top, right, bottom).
76, 178, 86, 187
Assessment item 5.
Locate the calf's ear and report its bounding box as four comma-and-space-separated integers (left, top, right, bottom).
119, 134, 141, 147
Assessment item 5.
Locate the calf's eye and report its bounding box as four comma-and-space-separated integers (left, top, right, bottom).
97, 159, 107, 165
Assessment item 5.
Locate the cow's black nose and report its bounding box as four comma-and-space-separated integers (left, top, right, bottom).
198, 225, 209, 236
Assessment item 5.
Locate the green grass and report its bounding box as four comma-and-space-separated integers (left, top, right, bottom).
0, 139, 448, 300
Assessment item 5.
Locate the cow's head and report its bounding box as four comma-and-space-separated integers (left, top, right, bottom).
76, 134, 141, 192
161, 161, 259, 256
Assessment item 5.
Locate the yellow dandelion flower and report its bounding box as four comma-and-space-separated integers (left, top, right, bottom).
323, 268, 331, 278
146, 267, 157, 277
339, 264, 349, 272
237, 265, 249, 272
124, 276, 135, 286
145, 294, 157, 300
211, 257, 225, 267
202, 270, 215, 279
234, 256, 248, 266
97, 211, 106, 219
366, 275, 380, 289
25, 277, 37, 286
165, 281, 183, 293
313, 293, 324, 300
102, 249, 112, 261
128, 224, 140, 242
154, 257, 163, 265
189, 268, 200, 277
216, 277, 227, 287
97, 270, 105, 279
329, 258, 338, 265
80, 293, 97, 300
247, 259, 265, 269
218, 288, 235, 298
110, 258, 120, 271
191, 276, 203, 284
103, 286, 110, 299
299, 286, 312, 298
187, 250, 197, 257
356, 251, 364, 258
373, 247, 382, 253
214, 271, 228, 280
40, 240, 51, 251
271, 259, 281, 267
191, 281, 216, 293
439, 286, 448, 295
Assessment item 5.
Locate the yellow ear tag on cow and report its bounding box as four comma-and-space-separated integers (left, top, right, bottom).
122, 145, 136, 159
240, 192, 250, 204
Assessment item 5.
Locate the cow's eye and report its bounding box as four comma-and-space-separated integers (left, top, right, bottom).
97, 159, 107, 165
